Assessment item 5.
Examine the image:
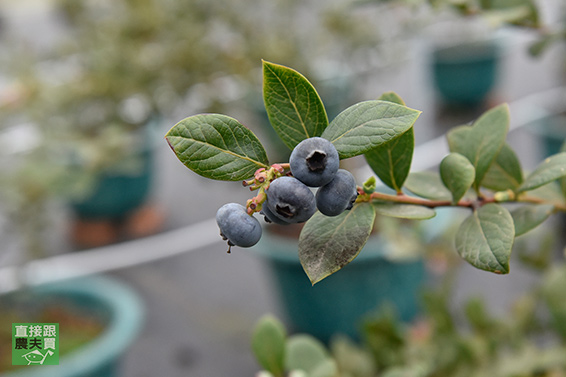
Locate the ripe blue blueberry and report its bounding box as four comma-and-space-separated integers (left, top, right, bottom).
216, 203, 262, 250
289, 137, 339, 187
260, 205, 290, 225
265, 176, 316, 223
316, 169, 358, 216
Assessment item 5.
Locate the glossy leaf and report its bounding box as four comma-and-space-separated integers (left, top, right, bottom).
166, 114, 269, 181
511, 204, 555, 237
263, 61, 328, 149
373, 202, 436, 220
404, 171, 452, 200
446, 104, 510, 189
519, 152, 566, 192
455, 203, 514, 274
440, 152, 476, 204
482, 143, 523, 191
365, 128, 414, 192
252, 315, 287, 377
321, 100, 421, 159
299, 203, 376, 285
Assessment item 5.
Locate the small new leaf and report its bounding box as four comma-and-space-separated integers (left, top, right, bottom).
252, 315, 287, 377
440, 153, 476, 204
165, 114, 269, 181
321, 100, 421, 159
455, 203, 514, 274
299, 203, 376, 285
263, 61, 328, 149
519, 152, 566, 192
285, 335, 334, 376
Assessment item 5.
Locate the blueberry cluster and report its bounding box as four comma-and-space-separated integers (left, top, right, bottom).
216, 137, 358, 251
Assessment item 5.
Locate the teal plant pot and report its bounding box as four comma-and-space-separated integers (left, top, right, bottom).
527, 111, 566, 157
1, 275, 144, 377
253, 230, 426, 343
70, 120, 160, 220
70, 150, 153, 220
432, 40, 500, 107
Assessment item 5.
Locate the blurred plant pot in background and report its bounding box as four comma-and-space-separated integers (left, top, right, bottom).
431, 39, 501, 107
0, 275, 144, 377
527, 107, 566, 157
69, 119, 165, 248
252, 227, 426, 343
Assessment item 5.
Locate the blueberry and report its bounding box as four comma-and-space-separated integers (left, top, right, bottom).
216, 203, 262, 249
260, 205, 290, 225
265, 176, 316, 223
290, 137, 339, 187
316, 169, 358, 216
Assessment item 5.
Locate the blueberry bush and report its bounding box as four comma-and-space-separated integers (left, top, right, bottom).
166, 60, 566, 285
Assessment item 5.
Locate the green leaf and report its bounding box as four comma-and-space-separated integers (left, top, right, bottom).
481, 143, 523, 191
373, 202, 436, 220
365, 128, 414, 192
299, 203, 376, 285
455, 203, 515, 274
285, 335, 333, 375
252, 315, 287, 377
440, 152, 476, 204
378, 91, 406, 105
321, 100, 421, 159
263, 60, 328, 149
404, 171, 452, 200
446, 104, 510, 189
511, 204, 555, 237
165, 114, 269, 181
518, 152, 566, 192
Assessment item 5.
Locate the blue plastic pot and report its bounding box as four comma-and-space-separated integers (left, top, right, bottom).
253, 230, 426, 343
432, 40, 500, 107
1, 275, 144, 377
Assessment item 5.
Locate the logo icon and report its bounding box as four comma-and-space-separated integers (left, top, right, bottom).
12, 323, 59, 366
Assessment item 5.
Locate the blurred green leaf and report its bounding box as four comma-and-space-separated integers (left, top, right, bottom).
404, 171, 452, 200
440, 153, 476, 204
519, 152, 566, 192
373, 202, 436, 219
252, 315, 287, 377
481, 143, 523, 191
321, 100, 420, 159
511, 204, 554, 237
165, 114, 269, 181
263, 61, 328, 149
285, 335, 334, 376
446, 104, 510, 190
299, 203, 376, 284
455, 203, 514, 274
